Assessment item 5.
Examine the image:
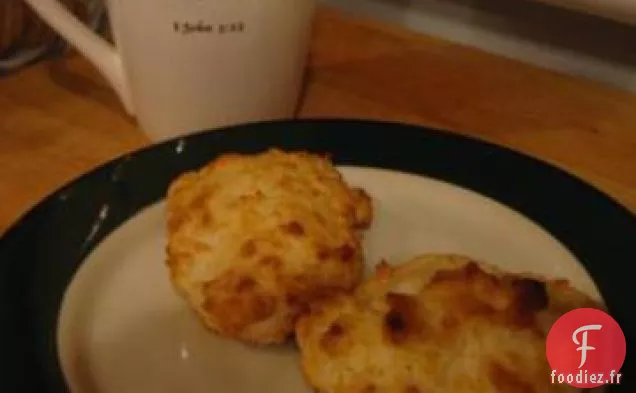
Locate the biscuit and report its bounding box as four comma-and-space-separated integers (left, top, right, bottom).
295, 254, 600, 393
165, 149, 373, 344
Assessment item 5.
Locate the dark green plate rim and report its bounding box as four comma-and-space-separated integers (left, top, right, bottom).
1, 119, 634, 392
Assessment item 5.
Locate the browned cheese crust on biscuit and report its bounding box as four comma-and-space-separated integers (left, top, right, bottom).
165, 149, 373, 344
295, 254, 602, 393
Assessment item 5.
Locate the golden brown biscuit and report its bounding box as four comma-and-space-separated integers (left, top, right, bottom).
165, 149, 373, 344
295, 254, 601, 393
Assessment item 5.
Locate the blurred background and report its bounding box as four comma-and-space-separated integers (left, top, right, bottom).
0, 0, 105, 75
325, 0, 636, 91
2, 0, 636, 91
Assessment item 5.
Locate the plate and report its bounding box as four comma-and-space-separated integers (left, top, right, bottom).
1, 119, 634, 392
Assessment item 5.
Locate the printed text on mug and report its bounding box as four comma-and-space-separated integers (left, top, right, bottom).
172, 21, 245, 35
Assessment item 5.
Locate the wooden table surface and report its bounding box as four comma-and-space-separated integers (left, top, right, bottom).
1, 6, 635, 234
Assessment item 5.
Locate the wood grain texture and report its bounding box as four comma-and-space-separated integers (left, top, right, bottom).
0, 5, 635, 234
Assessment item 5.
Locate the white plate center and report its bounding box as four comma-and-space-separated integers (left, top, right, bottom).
57, 166, 602, 393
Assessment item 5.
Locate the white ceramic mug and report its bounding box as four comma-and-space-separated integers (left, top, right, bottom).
24, 0, 316, 141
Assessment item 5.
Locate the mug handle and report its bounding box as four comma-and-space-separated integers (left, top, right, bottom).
23, 0, 134, 115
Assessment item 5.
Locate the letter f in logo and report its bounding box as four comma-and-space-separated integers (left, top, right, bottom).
572, 324, 602, 368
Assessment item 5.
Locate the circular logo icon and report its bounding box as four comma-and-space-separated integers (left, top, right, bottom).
546, 308, 626, 388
